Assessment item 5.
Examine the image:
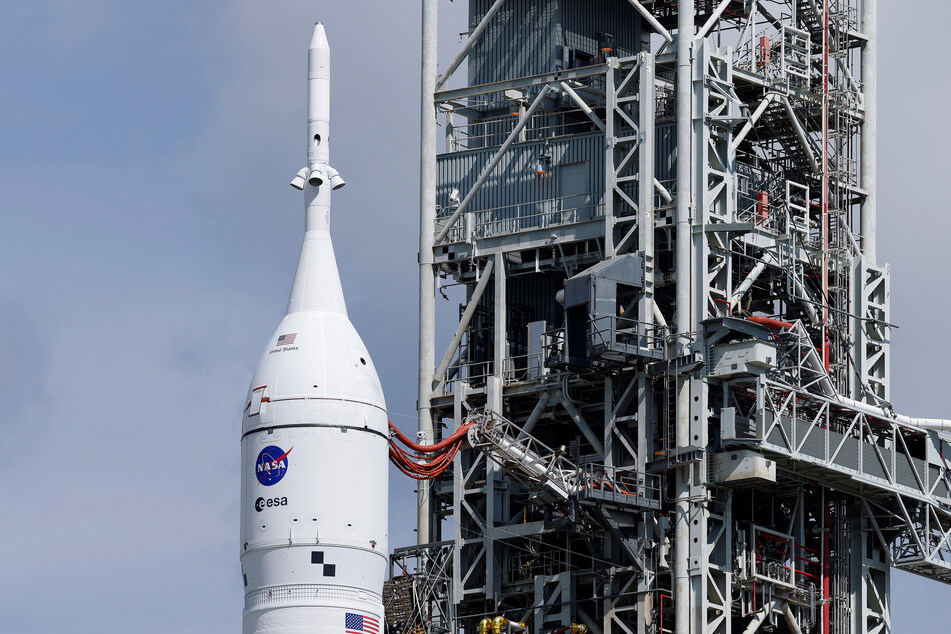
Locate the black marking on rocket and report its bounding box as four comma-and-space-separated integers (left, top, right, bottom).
311, 550, 336, 576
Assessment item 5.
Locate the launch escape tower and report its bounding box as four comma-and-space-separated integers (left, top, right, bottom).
389, 1, 951, 633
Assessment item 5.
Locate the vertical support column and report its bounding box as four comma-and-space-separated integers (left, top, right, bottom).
451, 381, 468, 609
822, 489, 831, 634
605, 58, 618, 258
493, 252, 507, 389
605, 377, 615, 469
418, 0, 438, 546
445, 109, 454, 153
637, 369, 654, 634
483, 251, 507, 605
638, 52, 656, 334
852, 501, 891, 634
632, 54, 660, 633
675, 3, 695, 634
860, 0, 877, 265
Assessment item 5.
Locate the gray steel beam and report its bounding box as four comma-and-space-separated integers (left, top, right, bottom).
695, 0, 733, 41
605, 59, 617, 257
494, 252, 507, 387
435, 0, 507, 92
625, 0, 673, 43
518, 391, 551, 440
435, 65, 607, 104
730, 93, 778, 153
780, 95, 820, 174
432, 259, 495, 391
729, 261, 766, 310
557, 391, 606, 458
559, 81, 605, 131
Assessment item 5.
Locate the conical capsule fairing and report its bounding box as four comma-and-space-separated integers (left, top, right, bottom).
239, 22, 388, 634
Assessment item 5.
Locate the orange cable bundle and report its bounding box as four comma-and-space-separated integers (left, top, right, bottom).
386, 420, 474, 480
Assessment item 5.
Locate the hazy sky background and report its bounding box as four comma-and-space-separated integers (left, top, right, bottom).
1, 1, 949, 631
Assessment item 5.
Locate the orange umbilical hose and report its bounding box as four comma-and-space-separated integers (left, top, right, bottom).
746, 315, 795, 331
387, 419, 473, 452
387, 419, 471, 479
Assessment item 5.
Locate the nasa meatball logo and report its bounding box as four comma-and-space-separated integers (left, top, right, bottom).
255, 445, 292, 486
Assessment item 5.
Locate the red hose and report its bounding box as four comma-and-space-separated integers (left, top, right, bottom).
388, 420, 473, 453
387, 419, 469, 479
746, 315, 795, 330
388, 442, 461, 479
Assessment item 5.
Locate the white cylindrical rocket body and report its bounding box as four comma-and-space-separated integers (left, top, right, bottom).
240, 23, 388, 634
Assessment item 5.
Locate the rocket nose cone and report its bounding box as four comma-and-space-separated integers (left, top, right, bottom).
310, 22, 329, 50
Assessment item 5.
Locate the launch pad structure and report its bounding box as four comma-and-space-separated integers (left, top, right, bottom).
389, 1, 951, 633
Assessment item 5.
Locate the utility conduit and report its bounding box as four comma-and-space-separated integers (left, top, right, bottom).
388, 420, 473, 479
747, 317, 951, 431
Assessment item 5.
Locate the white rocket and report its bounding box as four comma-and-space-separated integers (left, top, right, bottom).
240, 22, 388, 634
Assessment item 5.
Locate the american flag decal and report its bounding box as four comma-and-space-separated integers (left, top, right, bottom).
277, 333, 297, 346
345, 612, 379, 634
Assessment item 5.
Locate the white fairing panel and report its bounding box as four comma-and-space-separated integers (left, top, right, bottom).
240, 305, 389, 633
240, 21, 388, 634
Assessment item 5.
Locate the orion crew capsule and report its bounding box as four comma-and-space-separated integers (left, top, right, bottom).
240, 22, 388, 634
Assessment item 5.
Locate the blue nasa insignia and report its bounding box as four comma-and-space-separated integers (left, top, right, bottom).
255, 445, 292, 486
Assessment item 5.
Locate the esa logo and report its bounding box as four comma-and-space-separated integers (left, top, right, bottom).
255, 496, 288, 512
256, 445, 293, 486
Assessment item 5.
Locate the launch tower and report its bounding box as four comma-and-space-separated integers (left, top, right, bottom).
391, 2, 951, 633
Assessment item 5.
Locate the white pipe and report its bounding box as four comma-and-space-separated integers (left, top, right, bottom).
731, 93, 778, 153
435, 0, 507, 91
417, 0, 439, 547
654, 177, 673, 204
675, 6, 693, 342
861, 0, 877, 263
780, 601, 803, 634
695, 0, 733, 41
785, 322, 951, 432
653, 302, 669, 330
836, 55, 863, 107
729, 261, 766, 310
626, 0, 673, 43
741, 601, 777, 634
434, 85, 552, 244
674, 4, 694, 634
792, 274, 820, 325
780, 95, 820, 174
432, 259, 495, 389
559, 81, 605, 131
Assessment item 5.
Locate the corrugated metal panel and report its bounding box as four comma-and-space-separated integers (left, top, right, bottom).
469, 0, 642, 88
471, 272, 567, 366
437, 121, 679, 238
559, 0, 642, 59
437, 133, 606, 240
655, 123, 677, 185
508, 273, 567, 328
469, 0, 557, 87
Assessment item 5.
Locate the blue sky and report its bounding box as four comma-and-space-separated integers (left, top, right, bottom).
1, 2, 949, 631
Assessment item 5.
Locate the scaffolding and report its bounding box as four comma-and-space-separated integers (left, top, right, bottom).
394, 1, 951, 633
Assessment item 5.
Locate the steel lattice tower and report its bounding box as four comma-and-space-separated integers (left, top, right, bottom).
388, 2, 951, 633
